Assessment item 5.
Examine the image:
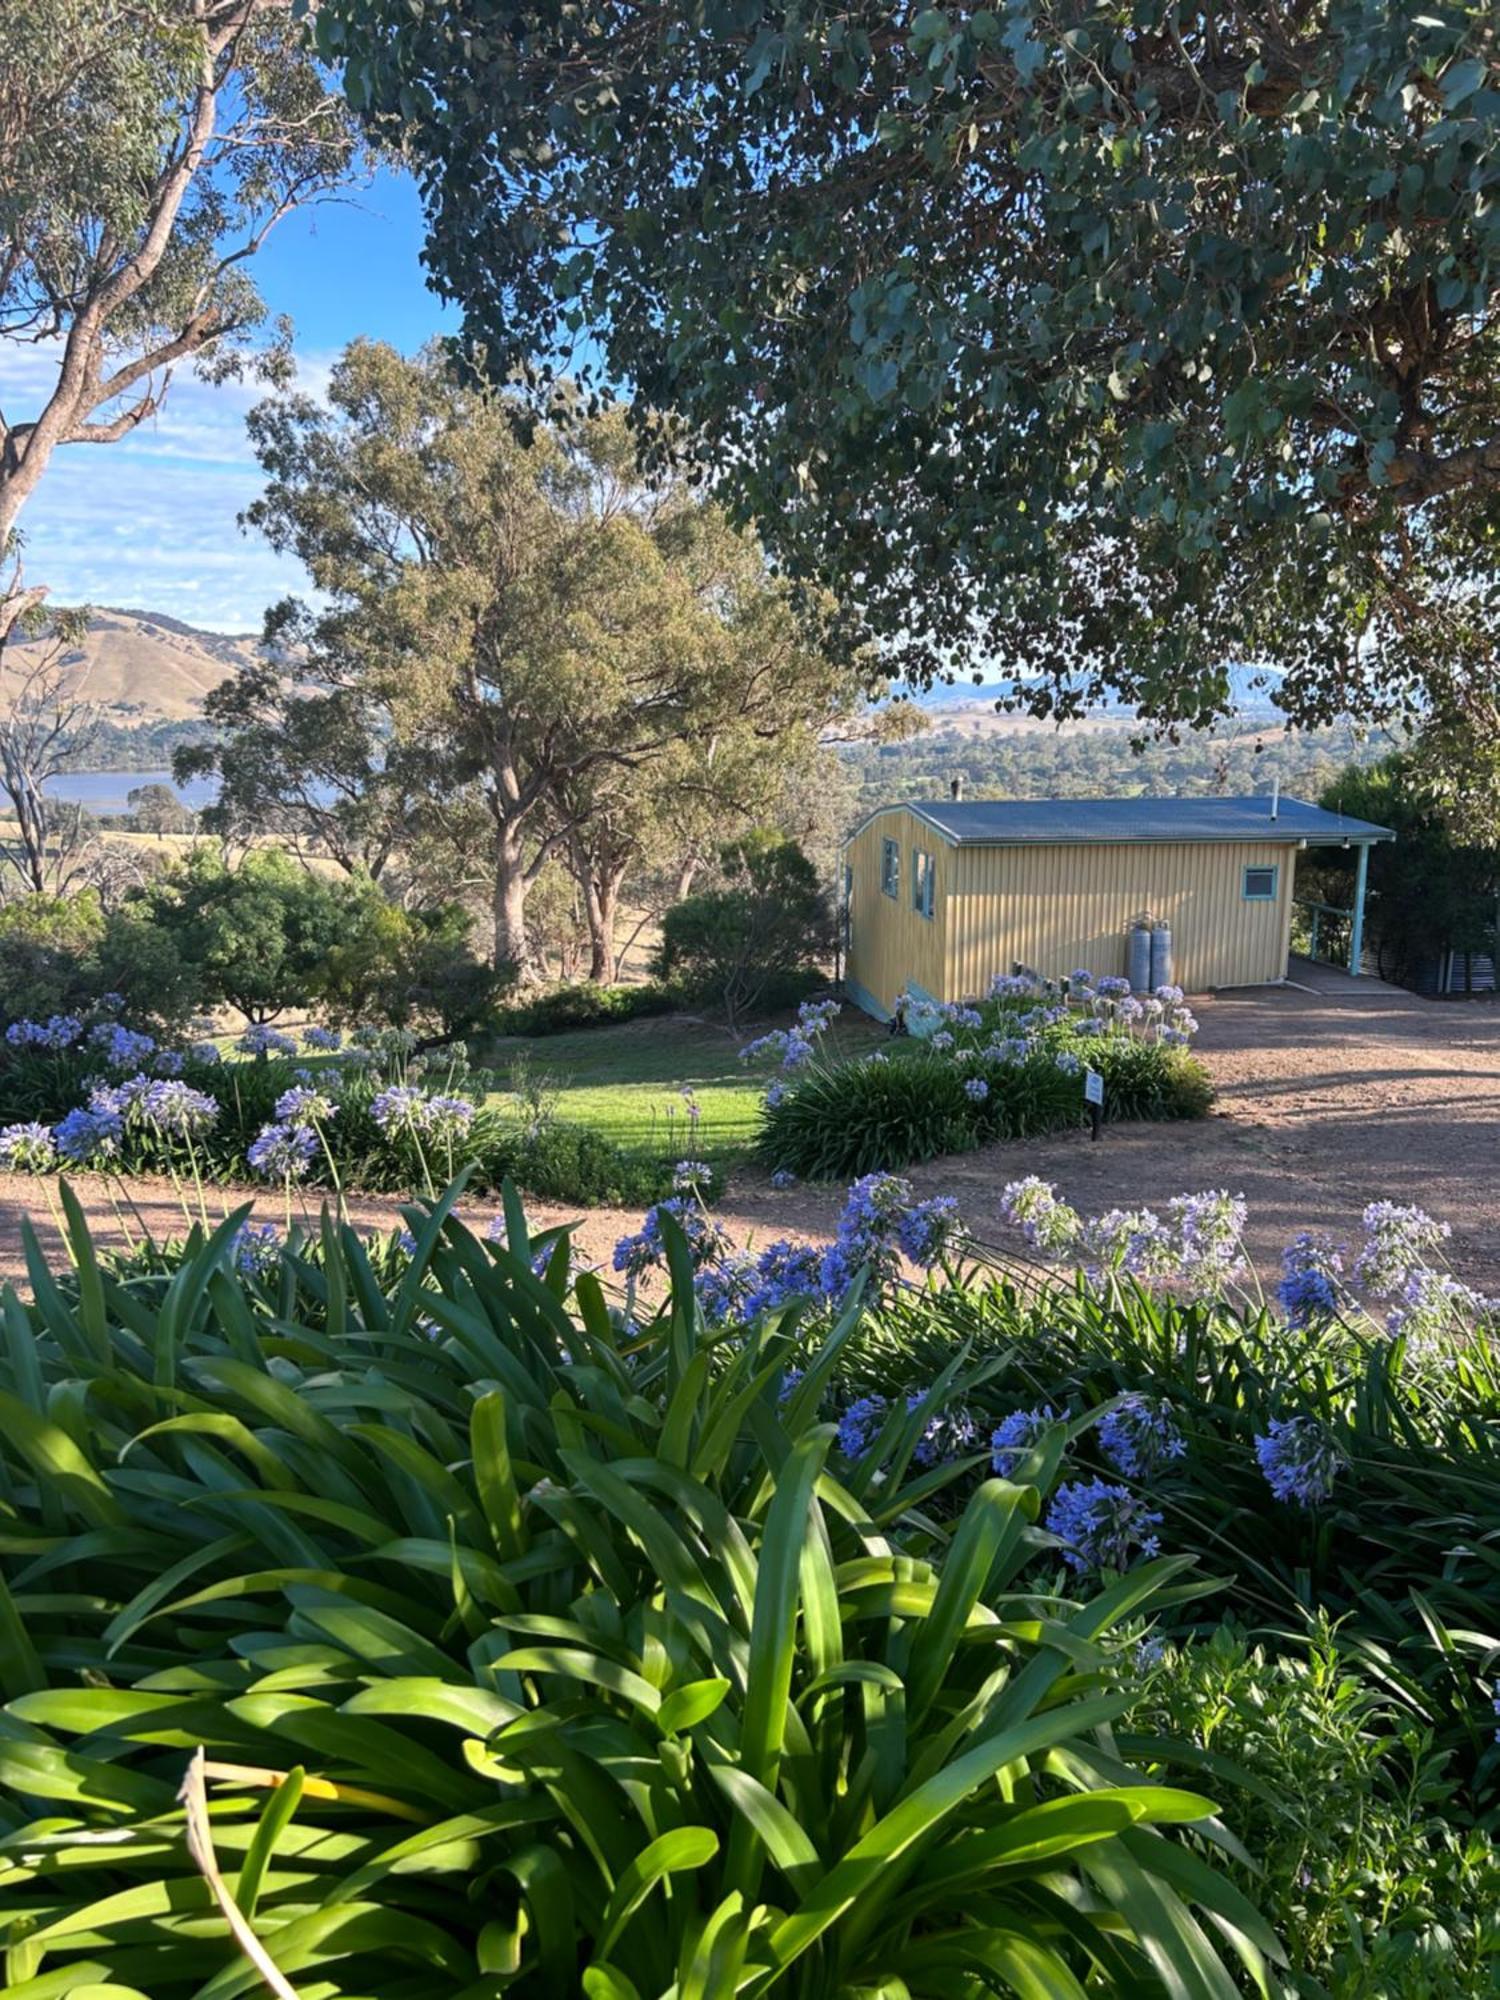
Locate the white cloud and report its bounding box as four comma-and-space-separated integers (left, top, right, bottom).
4, 345, 338, 632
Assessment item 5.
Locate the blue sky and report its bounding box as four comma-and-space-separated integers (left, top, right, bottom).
11, 168, 457, 633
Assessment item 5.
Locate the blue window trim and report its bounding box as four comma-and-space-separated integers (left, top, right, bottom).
881, 837, 900, 899
912, 847, 935, 920
1242, 863, 1279, 901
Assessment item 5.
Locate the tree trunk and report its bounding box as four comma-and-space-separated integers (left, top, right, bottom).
585, 871, 626, 985
493, 830, 534, 978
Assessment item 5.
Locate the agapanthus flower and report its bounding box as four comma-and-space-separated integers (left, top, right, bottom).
1154, 985, 1184, 1005
1068, 968, 1095, 988
1081, 1206, 1176, 1278
695, 1253, 759, 1324
187, 1040, 222, 1066
990, 1405, 1063, 1477
1276, 1233, 1345, 1326
421, 1094, 477, 1143
0, 1121, 57, 1171
836, 1395, 889, 1458
1165, 1189, 1248, 1287
138, 1080, 218, 1138
149, 1048, 185, 1076
672, 1158, 712, 1191
929, 1030, 955, 1051
88, 1075, 149, 1119
5, 1013, 82, 1050
53, 1104, 122, 1164
744, 1238, 826, 1317
895, 1193, 963, 1266
680, 1087, 702, 1125
769, 1166, 797, 1190
949, 1004, 984, 1030
246, 1121, 318, 1181
1001, 1176, 1081, 1253
1054, 1050, 1083, 1076
990, 973, 1039, 999
1386, 1267, 1487, 1344
370, 1085, 429, 1135
275, 1084, 336, 1125
303, 1025, 343, 1051
963, 1076, 990, 1103
1098, 1394, 1186, 1479
911, 1399, 980, 1467
612, 1196, 729, 1278
778, 1366, 805, 1405
99, 992, 125, 1013
1096, 976, 1132, 999
1047, 1478, 1163, 1573
1354, 1201, 1452, 1298
1116, 995, 1146, 1025
764, 1079, 788, 1109
91, 1023, 156, 1068
238, 1023, 298, 1058
1255, 1415, 1346, 1505
233, 1221, 282, 1279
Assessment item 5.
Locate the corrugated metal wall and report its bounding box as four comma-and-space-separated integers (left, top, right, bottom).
845, 807, 952, 1014
945, 838, 1298, 996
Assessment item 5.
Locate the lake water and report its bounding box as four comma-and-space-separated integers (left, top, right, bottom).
42, 769, 220, 817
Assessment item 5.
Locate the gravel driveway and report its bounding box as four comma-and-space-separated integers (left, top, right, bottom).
2, 966, 1496, 1294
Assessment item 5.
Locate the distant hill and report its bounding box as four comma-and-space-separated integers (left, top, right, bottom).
0, 607, 258, 722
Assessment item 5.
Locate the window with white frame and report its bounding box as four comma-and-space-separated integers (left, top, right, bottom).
912, 847, 935, 919
881, 837, 900, 898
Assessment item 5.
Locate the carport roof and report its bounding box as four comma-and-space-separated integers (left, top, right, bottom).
893, 795, 1394, 848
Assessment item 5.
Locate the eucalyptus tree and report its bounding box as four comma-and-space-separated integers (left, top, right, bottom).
319, 0, 1500, 765
0, 0, 365, 636
237, 340, 861, 976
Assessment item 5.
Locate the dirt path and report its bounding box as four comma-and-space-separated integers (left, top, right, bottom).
2, 972, 1496, 1293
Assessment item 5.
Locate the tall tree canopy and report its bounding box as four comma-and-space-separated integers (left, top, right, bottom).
321, 0, 1500, 747
218, 340, 861, 976
0, 0, 365, 636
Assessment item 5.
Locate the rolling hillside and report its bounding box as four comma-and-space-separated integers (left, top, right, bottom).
0, 608, 257, 721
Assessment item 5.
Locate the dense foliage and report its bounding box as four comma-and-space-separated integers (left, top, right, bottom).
655, 834, 834, 1026
324, 0, 1500, 758
1304, 753, 1499, 988
753, 980, 1211, 1179
0, 1188, 1271, 1997
0, 856, 503, 1041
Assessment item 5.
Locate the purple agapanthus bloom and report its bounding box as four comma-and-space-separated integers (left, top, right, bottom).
54, 1104, 123, 1164
1000, 1177, 1081, 1253
91, 1023, 156, 1069
911, 1399, 980, 1467
303, 1025, 343, 1051
769, 1166, 797, 1190
963, 1076, 990, 1103
276, 1084, 336, 1124
0, 1121, 58, 1171
246, 1121, 318, 1181
187, 1040, 222, 1066
370, 1085, 427, 1134
233, 1220, 282, 1278
1047, 1478, 1163, 1573
695, 1253, 758, 1324
836, 1394, 889, 1458
1354, 1201, 1452, 1298
990, 1405, 1063, 1477
1165, 1190, 1248, 1286
612, 1196, 728, 1278
1098, 1394, 1186, 1479
1276, 1232, 1345, 1326
138, 1080, 218, 1138
744, 1238, 826, 1317
5, 1013, 83, 1050
1255, 1415, 1346, 1505
238, 1024, 298, 1058
673, 1158, 712, 1191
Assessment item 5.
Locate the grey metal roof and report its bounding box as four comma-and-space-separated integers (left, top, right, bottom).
892, 795, 1394, 847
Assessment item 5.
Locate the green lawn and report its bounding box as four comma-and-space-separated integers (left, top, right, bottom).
483, 1011, 886, 1162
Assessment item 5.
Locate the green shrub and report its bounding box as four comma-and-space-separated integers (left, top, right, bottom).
0, 891, 106, 1021
0, 1195, 1272, 1997
494, 977, 681, 1036
318, 891, 511, 1038
1087, 1037, 1216, 1122
758, 1051, 976, 1178
1139, 1621, 1500, 1996
655, 831, 832, 1024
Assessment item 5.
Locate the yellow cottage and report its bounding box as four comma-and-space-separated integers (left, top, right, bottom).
841, 794, 1394, 1018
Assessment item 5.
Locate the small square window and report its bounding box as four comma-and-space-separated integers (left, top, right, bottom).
881, 837, 900, 899
912, 848, 935, 919
1242, 864, 1278, 901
